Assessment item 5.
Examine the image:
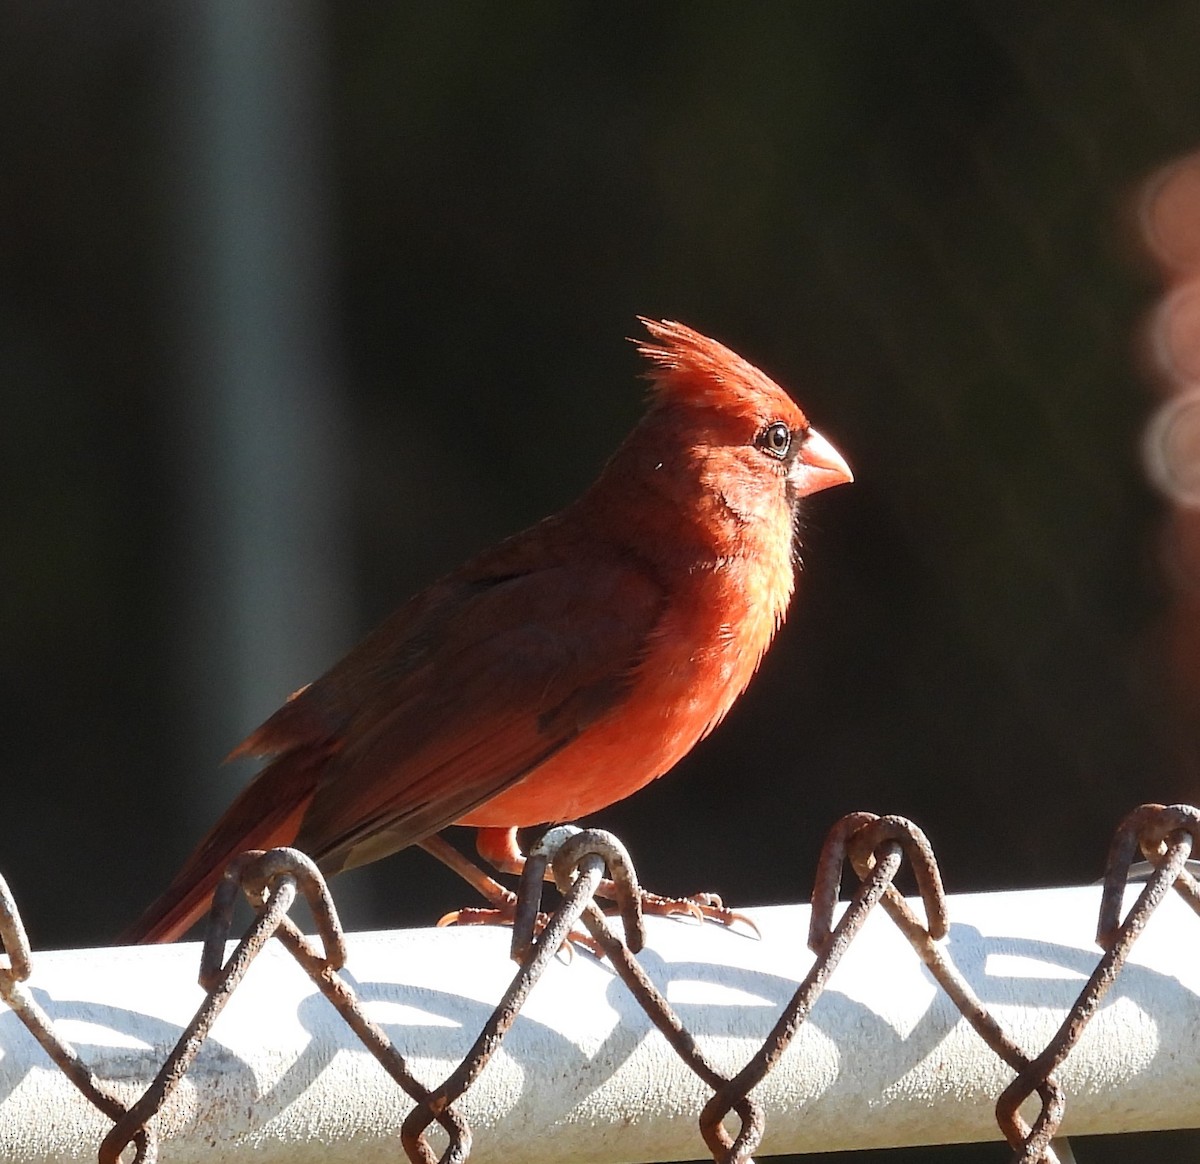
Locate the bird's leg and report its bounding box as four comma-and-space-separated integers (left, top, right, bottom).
423, 827, 556, 931
474, 825, 529, 874
423, 829, 603, 958
419, 833, 517, 913
454, 826, 757, 935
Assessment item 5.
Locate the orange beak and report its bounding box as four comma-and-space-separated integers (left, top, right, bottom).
788, 427, 853, 497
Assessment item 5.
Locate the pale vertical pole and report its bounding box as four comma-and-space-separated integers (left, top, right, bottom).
166, 2, 353, 845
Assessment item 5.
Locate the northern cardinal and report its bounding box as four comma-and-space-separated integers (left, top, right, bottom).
124, 319, 851, 943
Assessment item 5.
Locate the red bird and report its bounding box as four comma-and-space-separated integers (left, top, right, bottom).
124, 319, 852, 943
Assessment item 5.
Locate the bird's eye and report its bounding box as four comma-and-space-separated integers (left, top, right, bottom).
757, 421, 793, 459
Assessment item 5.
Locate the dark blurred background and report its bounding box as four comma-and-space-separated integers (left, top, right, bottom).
4, 3, 1200, 1160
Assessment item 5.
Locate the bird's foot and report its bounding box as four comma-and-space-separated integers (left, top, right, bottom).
437, 898, 604, 960
436, 898, 517, 929
422, 829, 758, 954
632, 888, 760, 937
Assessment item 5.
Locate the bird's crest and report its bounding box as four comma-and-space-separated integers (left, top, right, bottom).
634, 317, 807, 425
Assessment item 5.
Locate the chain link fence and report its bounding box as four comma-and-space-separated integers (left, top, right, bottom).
2, 803, 1198, 1163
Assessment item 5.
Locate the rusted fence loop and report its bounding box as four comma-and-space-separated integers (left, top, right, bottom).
995, 1080, 1068, 1164
198, 848, 346, 990
400, 845, 611, 1164
559, 896, 763, 1164
264, 915, 469, 1164
698, 1097, 761, 1164
550, 828, 646, 954
698, 841, 907, 1164
847, 815, 949, 940
100, 872, 300, 1164
399, 1105, 471, 1164
199, 848, 266, 989
511, 824, 579, 962
0, 873, 156, 1162
998, 820, 1196, 1163
865, 885, 1069, 1164
242, 847, 348, 971
808, 811, 876, 955
809, 812, 947, 955
1097, 803, 1200, 949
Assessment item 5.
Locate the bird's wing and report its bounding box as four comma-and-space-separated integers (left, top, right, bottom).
289, 556, 666, 873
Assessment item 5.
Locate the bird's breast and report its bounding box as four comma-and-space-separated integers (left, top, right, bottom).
459, 547, 794, 826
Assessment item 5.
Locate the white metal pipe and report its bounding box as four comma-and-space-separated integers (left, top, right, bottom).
1, 883, 1197, 1162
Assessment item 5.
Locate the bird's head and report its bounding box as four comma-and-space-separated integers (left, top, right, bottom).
633, 318, 852, 518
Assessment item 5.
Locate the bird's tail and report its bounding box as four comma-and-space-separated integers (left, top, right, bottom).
119, 751, 321, 944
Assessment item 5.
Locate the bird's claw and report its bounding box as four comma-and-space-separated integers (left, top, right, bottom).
437, 904, 603, 960
636, 889, 761, 938
437, 904, 510, 929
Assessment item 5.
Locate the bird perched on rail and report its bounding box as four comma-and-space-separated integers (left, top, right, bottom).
123, 318, 852, 944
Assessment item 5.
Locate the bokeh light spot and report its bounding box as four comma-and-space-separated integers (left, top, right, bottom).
1151, 282, 1200, 384
1144, 388, 1200, 507
1141, 152, 1200, 275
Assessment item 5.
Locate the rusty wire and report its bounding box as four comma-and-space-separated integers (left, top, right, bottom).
993, 804, 1200, 1163
0, 871, 157, 1163
0, 806, 1198, 1163
827, 817, 1071, 1164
